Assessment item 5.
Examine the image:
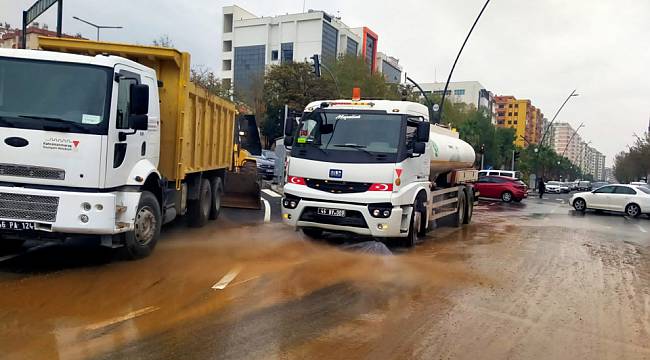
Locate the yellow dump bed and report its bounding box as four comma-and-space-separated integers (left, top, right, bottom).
37, 37, 236, 183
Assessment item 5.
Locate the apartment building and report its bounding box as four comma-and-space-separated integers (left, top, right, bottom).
494, 96, 539, 147
221, 5, 384, 98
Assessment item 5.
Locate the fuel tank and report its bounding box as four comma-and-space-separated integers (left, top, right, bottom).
427, 124, 476, 179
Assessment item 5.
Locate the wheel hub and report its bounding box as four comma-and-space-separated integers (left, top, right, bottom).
134, 206, 156, 246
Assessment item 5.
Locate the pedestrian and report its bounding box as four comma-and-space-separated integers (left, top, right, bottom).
538, 177, 546, 199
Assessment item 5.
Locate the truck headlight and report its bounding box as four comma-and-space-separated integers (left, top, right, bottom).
368, 203, 392, 218
282, 194, 300, 209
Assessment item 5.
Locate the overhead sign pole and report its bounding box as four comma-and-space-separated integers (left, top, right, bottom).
21, 0, 62, 49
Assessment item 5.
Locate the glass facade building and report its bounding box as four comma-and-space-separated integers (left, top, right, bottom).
321, 21, 338, 64
381, 60, 401, 83
233, 45, 265, 96
346, 38, 358, 56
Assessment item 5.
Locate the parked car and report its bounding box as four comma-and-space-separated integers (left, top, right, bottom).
560, 182, 570, 193
478, 170, 521, 179
474, 176, 528, 203
570, 184, 650, 217
591, 181, 610, 190
570, 181, 579, 191
255, 150, 278, 180
578, 181, 592, 191
545, 181, 562, 193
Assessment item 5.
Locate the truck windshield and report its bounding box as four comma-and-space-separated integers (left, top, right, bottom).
292, 111, 403, 163
0, 57, 112, 134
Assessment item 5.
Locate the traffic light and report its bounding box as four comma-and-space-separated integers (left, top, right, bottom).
479, 144, 485, 154
310, 54, 321, 78
514, 151, 521, 161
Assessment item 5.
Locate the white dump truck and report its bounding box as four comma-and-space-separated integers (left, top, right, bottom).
0, 37, 259, 258
281, 98, 478, 246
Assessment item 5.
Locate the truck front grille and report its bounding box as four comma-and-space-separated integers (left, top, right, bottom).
0, 193, 59, 222
306, 179, 371, 194
299, 207, 367, 228
0, 163, 65, 180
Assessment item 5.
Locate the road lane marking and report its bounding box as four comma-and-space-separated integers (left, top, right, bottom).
212, 267, 242, 290
262, 189, 282, 198
229, 275, 261, 287
85, 306, 160, 331
261, 197, 271, 223
638, 225, 648, 233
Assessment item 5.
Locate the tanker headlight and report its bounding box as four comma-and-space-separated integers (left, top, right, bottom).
369, 204, 392, 218
282, 194, 301, 209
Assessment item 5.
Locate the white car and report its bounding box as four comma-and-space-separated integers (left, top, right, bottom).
545, 181, 562, 193
570, 184, 650, 217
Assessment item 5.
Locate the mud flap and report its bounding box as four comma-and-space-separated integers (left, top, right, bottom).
222, 163, 261, 210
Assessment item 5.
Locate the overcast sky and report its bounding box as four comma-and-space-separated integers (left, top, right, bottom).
2, 0, 649, 165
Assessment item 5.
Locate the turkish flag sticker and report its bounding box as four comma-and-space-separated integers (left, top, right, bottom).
72, 140, 80, 148
395, 169, 403, 178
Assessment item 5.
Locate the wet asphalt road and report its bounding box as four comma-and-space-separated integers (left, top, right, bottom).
1, 191, 650, 360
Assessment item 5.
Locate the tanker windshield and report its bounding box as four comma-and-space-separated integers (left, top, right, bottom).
0, 57, 112, 135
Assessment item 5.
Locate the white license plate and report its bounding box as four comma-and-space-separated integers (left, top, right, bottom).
0, 221, 35, 231
317, 208, 346, 217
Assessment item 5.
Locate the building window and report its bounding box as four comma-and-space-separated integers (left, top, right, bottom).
281, 43, 293, 63
271, 50, 279, 61
346, 38, 358, 56
498, 104, 504, 109
508, 121, 512, 125
381, 60, 401, 84
497, 120, 504, 124
509, 104, 513, 108
498, 112, 505, 117
515, 104, 519, 108
364, 34, 376, 71
321, 22, 338, 64
514, 112, 518, 116
454, 89, 465, 96
508, 112, 512, 116
514, 120, 518, 124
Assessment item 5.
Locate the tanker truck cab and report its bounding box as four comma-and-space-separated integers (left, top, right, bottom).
0, 48, 160, 256
282, 99, 477, 246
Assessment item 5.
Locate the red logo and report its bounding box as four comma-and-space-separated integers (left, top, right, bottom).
395, 169, 403, 177
72, 140, 80, 148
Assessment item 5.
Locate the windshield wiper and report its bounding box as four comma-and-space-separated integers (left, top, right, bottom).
18, 115, 90, 133
332, 144, 374, 156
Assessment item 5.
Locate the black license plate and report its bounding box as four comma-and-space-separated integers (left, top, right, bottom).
0, 221, 35, 231
317, 208, 346, 217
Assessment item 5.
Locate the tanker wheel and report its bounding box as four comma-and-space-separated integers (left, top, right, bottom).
463, 188, 474, 224
453, 190, 467, 228
188, 179, 212, 228
403, 202, 423, 248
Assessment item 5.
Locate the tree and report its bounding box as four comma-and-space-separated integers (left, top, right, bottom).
330, 55, 401, 99
613, 132, 650, 183
152, 35, 174, 48
190, 65, 231, 99
261, 61, 337, 147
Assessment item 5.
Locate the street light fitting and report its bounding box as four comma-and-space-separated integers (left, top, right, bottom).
73, 16, 123, 41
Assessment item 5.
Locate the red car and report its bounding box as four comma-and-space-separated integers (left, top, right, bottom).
475, 175, 528, 203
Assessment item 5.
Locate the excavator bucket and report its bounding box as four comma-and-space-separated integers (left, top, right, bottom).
222, 161, 262, 210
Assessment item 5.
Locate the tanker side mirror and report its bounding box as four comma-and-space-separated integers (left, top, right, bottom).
413, 141, 426, 155
417, 121, 430, 142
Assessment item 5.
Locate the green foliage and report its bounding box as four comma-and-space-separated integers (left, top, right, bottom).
516, 145, 582, 182
614, 133, 650, 183
190, 65, 232, 99
330, 55, 401, 100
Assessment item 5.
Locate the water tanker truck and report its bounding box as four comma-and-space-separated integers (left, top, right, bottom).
0, 37, 260, 258
281, 98, 477, 246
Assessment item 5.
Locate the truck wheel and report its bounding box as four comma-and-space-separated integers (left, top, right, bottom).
188, 179, 212, 227
209, 177, 223, 220
124, 191, 161, 260
403, 202, 422, 247
463, 188, 474, 225
302, 228, 323, 239
453, 190, 467, 228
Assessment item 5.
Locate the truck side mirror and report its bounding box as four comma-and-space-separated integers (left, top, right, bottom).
129, 114, 149, 131
284, 136, 294, 147
417, 122, 430, 142
130, 84, 149, 116
413, 141, 426, 155
284, 117, 295, 136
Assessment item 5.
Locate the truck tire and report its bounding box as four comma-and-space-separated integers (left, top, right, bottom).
403, 202, 423, 248
188, 178, 212, 227
209, 177, 223, 220
453, 190, 467, 228
124, 191, 161, 260
463, 188, 474, 224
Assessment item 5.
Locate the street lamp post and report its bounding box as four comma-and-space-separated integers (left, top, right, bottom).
561, 122, 585, 158
539, 89, 580, 146
72, 16, 122, 41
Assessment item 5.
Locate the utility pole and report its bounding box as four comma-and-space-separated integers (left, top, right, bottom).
511, 150, 515, 171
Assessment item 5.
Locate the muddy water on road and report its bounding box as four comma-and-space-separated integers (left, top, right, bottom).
1, 204, 650, 359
